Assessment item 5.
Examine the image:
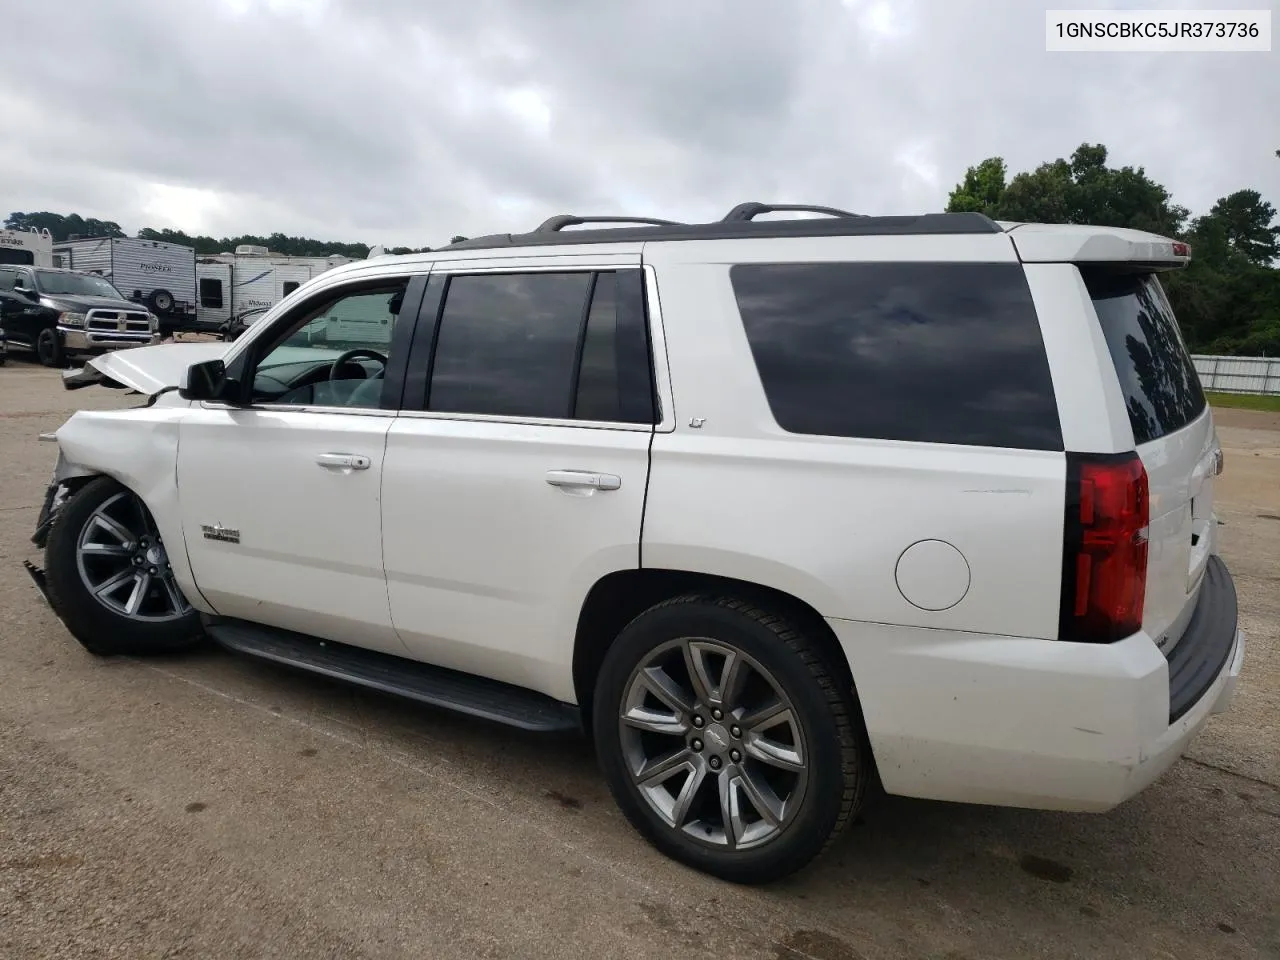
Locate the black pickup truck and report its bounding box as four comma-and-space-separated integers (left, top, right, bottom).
0, 264, 160, 366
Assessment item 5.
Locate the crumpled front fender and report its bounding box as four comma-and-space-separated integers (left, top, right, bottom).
31, 407, 215, 615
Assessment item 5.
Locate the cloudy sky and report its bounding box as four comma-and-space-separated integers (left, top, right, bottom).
3, 0, 1276, 248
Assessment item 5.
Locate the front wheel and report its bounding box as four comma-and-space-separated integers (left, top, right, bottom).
36, 328, 63, 368
593, 595, 871, 884
43, 477, 204, 656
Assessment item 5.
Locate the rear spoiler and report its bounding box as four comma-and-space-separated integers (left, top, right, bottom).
1003, 223, 1191, 272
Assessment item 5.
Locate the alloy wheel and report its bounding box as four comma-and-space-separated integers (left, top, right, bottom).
618, 638, 809, 850
75, 491, 191, 622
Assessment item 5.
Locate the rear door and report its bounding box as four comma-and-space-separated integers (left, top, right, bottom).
1083, 269, 1218, 655
380, 254, 660, 702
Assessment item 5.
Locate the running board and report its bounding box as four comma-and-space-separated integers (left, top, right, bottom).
206, 619, 581, 733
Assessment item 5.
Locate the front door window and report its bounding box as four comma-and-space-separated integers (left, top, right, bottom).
249, 282, 406, 409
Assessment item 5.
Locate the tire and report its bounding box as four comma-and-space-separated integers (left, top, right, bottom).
43, 476, 204, 657
593, 594, 870, 884
36, 328, 63, 368
148, 289, 174, 314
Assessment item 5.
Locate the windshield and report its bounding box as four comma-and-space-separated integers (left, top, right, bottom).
34, 270, 126, 299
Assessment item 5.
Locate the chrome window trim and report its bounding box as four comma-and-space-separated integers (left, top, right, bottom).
205, 256, 675, 433
198, 400, 398, 418
392, 408, 653, 432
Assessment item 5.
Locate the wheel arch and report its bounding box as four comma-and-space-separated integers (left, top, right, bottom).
572, 567, 858, 734
51, 413, 213, 614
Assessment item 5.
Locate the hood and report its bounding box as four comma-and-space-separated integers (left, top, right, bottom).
63, 341, 232, 395
41, 294, 149, 313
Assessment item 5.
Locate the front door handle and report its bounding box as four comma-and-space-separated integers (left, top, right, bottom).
316, 452, 371, 471
545, 470, 621, 491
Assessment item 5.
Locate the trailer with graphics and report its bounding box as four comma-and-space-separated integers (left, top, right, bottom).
53, 237, 197, 332
0, 227, 54, 267
195, 246, 353, 330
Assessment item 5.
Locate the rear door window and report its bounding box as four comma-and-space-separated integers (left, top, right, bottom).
730, 261, 1063, 450
1083, 271, 1206, 445
423, 270, 655, 424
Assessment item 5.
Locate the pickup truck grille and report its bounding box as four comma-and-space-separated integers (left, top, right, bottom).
86, 309, 151, 334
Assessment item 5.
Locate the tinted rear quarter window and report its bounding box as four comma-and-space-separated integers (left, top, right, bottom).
730, 262, 1063, 450
1083, 271, 1206, 445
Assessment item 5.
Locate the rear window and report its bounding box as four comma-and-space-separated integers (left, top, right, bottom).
1084, 271, 1206, 445
729, 261, 1063, 450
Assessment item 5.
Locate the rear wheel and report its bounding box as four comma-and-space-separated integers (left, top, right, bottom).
593, 594, 870, 884
36, 328, 63, 368
44, 477, 204, 656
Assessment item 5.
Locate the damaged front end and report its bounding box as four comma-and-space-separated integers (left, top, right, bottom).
62, 340, 231, 396
25, 441, 82, 606
31, 466, 70, 550
26, 341, 219, 610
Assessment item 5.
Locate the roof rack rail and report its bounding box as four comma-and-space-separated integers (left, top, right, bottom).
721, 202, 867, 222
535, 214, 683, 232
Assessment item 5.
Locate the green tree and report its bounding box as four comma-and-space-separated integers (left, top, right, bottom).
1197, 189, 1278, 265
946, 143, 1187, 236
947, 145, 1278, 356
944, 157, 1007, 217
4, 211, 125, 240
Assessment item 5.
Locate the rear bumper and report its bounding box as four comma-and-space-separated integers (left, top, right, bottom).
830, 557, 1244, 811
59, 326, 161, 354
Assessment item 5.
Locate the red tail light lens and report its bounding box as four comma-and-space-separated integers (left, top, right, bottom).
1059, 452, 1149, 643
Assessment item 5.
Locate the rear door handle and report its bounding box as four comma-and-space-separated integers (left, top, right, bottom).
316, 452, 371, 471
545, 470, 621, 491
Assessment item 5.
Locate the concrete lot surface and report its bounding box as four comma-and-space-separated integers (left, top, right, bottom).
2, 358, 1277, 960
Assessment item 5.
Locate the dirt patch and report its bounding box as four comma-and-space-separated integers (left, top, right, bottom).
1211, 406, 1280, 433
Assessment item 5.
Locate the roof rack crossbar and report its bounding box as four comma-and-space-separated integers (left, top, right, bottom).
535, 215, 684, 233
722, 202, 867, 223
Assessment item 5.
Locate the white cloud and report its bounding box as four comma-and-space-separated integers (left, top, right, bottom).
501, 88, 553, 138
138, 184, 227, 234
2, 0, 1275, 247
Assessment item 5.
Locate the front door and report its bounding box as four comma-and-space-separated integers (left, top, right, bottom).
176, 274, 424, 656
380, 261, 661, 701
0, 268, 41, 347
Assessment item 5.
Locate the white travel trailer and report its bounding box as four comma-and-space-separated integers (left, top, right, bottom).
53, 236, 197, 329
0, 226, 54, 267
195, 246, 355, 330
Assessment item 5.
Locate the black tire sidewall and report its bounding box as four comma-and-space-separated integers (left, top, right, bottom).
593, 598, 858, 884
149, 289, 174, 314
44, 476, 203, 656
36, 329, 61, 367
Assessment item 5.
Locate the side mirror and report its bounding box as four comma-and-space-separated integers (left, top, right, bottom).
179, 358, 232, 402
14, 282, 37, 300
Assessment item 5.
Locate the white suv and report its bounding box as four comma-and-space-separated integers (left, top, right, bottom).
26, 204, 1245, 884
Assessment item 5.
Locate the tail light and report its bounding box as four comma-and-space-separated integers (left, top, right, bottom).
1059, 452, 1149, 643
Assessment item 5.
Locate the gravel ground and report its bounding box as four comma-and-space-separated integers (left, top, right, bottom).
2, 357, 1278, 960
